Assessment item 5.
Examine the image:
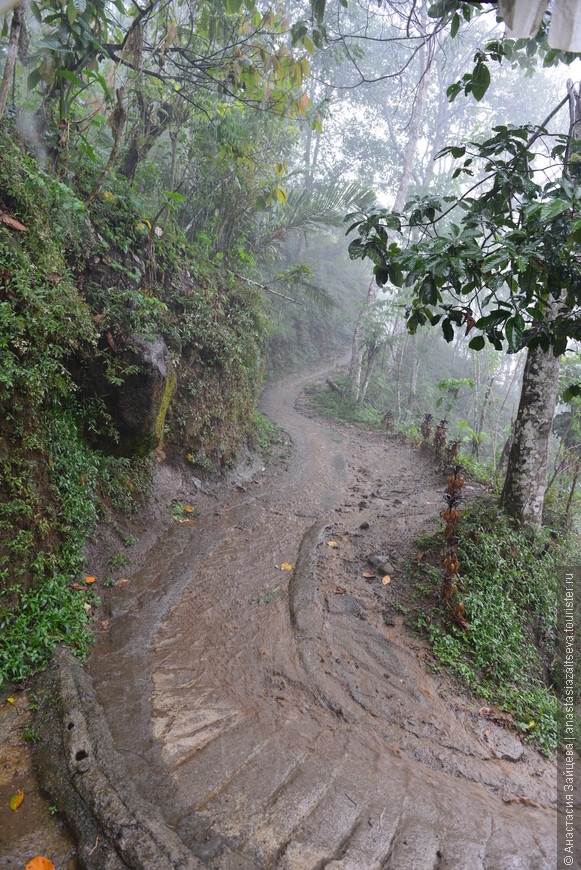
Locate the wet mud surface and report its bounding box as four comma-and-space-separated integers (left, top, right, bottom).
84, 358, 557, 869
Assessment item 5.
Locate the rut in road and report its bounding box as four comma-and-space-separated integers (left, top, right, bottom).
90, 359, 556, 869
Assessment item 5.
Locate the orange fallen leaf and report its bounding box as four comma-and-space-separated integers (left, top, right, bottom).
362, 571, 375, 579
10, 790, 23, 811
327, 541, 339, 548
183, 505, 194, 513
0, 213, 27, 232
115, 578, 130, 587
85, 576, 96, 584
382, 575, 391, 585
26, 858, 56, 870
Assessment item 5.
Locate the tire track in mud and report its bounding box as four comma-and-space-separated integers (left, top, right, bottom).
89, 358, 557, 869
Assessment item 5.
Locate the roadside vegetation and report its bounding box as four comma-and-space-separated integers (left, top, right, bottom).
304, 373, 578, 756
411, 500, 561, 755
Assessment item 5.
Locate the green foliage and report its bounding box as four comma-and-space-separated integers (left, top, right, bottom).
412, 500, 560, 754
346, 121, 581, 357
0, 572, 91, 686
436, 377, 475, 411
97, 456, 153, 514
0, 126, 272, 684
304, 376, 383, 429
455, 450, 493, 486
251, 410, 282, 457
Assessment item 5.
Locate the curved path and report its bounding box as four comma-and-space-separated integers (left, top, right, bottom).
89, 359, 556, 869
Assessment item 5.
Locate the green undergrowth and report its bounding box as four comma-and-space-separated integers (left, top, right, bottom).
454, 452, 494, 486
409, 499, 562, 755
303, 375, 384, 430
250, 410, 283, 459
0, 405, 154, 686
0, 129, 270, 686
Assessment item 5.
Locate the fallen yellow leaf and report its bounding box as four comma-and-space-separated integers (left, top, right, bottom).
280, 562, 292, 571
382, 575, 391, 585
6, 697, 14, 704
26, 857, 56, 870
184, 505, 194, 513
327, 541, 339, 548
10, 790, 23, 811
85, 576, 96, 584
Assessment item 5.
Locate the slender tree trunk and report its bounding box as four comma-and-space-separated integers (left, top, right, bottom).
394, 333, 408, 420
492, 355, 522, 477
500, 343, 560, 527
349, 277, 378, 401
358, 342, 381, 404
85, 88, 126, 205
472, 376, 494, 457
350, 19, 431, 402
0, 3, 22, 123
566, 456, 581, 522
408, 341, 421, 405
392, 37, 432, 213
498, 424, 514, 480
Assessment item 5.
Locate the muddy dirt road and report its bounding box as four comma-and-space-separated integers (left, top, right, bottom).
86, 358, 556, 869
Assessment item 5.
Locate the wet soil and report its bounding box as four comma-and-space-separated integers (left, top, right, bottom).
1, 356, 557, 868
85, 357, 556, 868
0, 692, 77, 869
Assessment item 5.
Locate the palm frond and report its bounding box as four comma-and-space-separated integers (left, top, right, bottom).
295, 281, 337, 310
282, 181, 377, 234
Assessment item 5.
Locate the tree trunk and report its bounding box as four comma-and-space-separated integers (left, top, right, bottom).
492, 355, 522, 477
472, 376, 493, 457
408, 346, 421, 406
501, 81, 581, 526
0, 3, 22, 123
349, 276, 378, 401
497, 425, 514, 480
394, 333, 408, 421
358, 341, 381, 404
120, 92, 172, 182
500, 343, 560, 527
565, 456, 581, 523
392, 35, 432, 213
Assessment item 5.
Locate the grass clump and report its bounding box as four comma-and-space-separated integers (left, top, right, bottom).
411, 499, 560, 755
304, 375, 383, 430
250, 410, 283, 458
